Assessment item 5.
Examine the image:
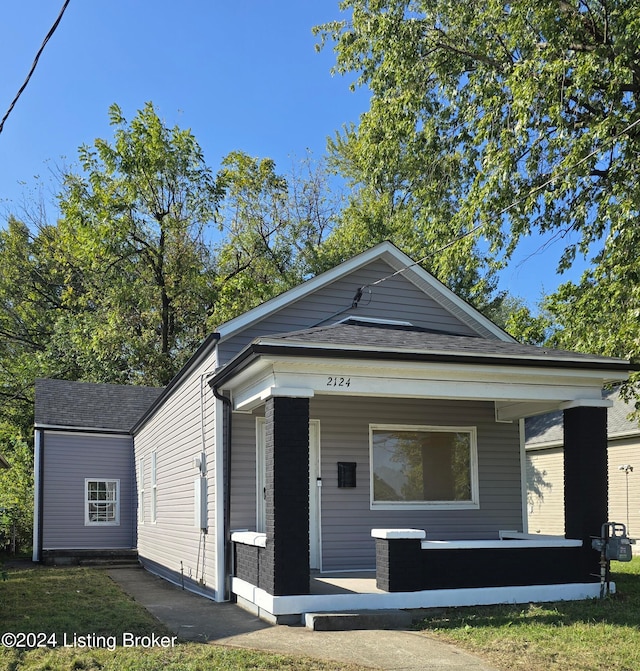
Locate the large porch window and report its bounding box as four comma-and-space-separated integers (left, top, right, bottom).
370, 425, 478, 510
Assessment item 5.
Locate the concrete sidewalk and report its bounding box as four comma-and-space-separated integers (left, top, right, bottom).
108, 566, 499, 671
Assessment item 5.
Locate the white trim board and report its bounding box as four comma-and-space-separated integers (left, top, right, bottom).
232, 577, 610, 617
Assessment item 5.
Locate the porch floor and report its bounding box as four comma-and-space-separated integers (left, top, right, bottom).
310, 570, 383, 595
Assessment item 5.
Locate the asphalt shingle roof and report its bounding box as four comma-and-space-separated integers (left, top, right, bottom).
260, 320, 628, 365
35, 378, 164, 432
526, 387, 640, 446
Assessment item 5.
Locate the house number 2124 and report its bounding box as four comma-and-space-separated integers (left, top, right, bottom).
327, 376, 351, 388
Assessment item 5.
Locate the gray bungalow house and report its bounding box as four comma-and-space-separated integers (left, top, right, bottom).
33, 242, 632, 622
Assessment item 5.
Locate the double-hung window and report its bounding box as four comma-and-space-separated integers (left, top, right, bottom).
85, 479, 120, 525
139, 458, 145, 524
370, 424, 479, 510
150, 451, 157, 523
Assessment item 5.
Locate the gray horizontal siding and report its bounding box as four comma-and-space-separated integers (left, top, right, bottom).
42, 432, 135, 550
230, 412, 259, 531
315, 397, 522, 570
134, 348, 220, 596
229, 396, 523, 572
218, 259, 478, 366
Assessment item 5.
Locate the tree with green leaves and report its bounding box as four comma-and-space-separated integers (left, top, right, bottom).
0, 427, 33, 553
316, 0, 640, 369
54, 102, 223, 385
0, 217, 72, 435
211, 151, 338, 324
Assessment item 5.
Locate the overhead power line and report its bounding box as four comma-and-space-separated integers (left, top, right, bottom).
0, 0, 71, 136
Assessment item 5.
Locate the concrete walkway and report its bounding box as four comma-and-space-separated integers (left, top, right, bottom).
108, 567, 499, 671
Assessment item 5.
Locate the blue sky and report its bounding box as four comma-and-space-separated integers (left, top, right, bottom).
0, 0, 584, 307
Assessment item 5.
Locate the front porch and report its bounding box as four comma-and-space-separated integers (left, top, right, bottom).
231, 530, 606, 624
210, 318, 631, 623
233, 577, 605, 626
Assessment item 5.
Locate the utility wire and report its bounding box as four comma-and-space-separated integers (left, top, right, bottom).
0, 0, 71, 136
353, 113, 640, 302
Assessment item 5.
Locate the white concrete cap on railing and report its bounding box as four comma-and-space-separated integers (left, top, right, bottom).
371, 528, 426, 540
230, 531, 267, 547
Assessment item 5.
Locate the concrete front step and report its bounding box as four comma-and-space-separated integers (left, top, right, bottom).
304, 609, 413, 631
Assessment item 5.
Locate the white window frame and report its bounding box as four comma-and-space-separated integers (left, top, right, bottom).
151, 451, 157, 524
139, 458, 145, 525
85, 478, 121, 525
369, 424, 479, 511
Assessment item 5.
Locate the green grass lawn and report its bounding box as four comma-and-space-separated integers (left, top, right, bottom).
4, 561, 640, 671
416, 557, 640, 671
0, 566, 366, 671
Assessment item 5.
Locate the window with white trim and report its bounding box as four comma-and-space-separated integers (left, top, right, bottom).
85, 479, 120, 525
151, 451, 157, 523
139, 458, 145, 524
370, 425, 478, 510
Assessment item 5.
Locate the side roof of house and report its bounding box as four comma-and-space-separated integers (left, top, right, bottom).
35, 378, 164, 433
526, 386, 639, 447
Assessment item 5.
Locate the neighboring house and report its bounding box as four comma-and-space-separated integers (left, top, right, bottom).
526, 387, 640, 549
33, 242, 633, 622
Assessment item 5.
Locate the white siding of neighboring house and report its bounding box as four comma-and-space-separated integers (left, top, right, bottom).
527, 439, 640, 549
527, 447, 565, 536
42, 432, 135, 550
609, 438, 640, 541
230, 396, 523, 572
134, 347, 219, 597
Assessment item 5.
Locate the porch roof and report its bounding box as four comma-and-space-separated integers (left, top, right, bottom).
258, 320, 629, 367
210, 321, 632, 420
212, 320, 631, 387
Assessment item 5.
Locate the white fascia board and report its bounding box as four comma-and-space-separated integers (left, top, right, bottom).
496, 398, 614, 422
226, 356, 616, 412
560, 398, 615, 410
495, 401, 563, 422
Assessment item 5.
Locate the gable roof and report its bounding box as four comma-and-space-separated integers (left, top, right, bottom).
526, 386, 640, 447
35, 379, 164, 433
216, 242, 515, 343
135, 243, 516, 433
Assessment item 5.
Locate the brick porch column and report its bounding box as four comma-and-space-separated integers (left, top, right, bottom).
563, 405, 608, 580
262, 396, 310, 596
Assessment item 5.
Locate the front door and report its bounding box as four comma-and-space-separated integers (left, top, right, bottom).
256, 418, 321, 570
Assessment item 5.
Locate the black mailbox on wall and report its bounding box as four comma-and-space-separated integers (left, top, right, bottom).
338, 461, 357, 488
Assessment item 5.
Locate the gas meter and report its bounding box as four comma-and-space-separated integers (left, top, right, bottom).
591, 522, 633, 562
